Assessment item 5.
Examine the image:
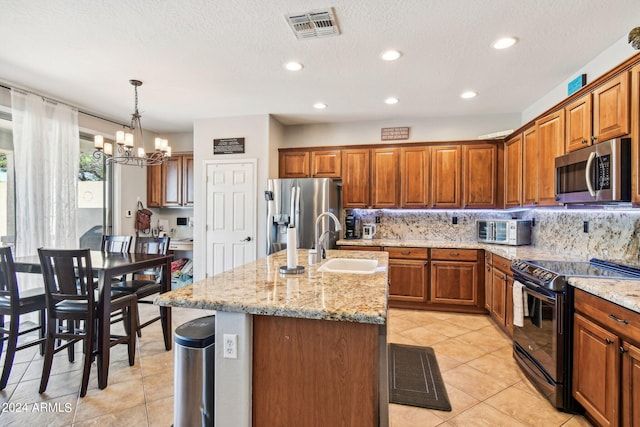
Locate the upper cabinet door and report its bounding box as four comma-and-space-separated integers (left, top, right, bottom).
279, 151, 310, 178
593, 72, 630, 143
162, 155, 182, 207
504, 134, 523, 208
565, 93, 593, 152
430, 145, 461, 208
146, 164, 163, 208
183, 155, 194, 206
400, 146, 429, 208
536, 110, 565, 206
311, 150, 341, 178
463, 144, 497, 209
371, 148, 400, 208
522, 126, 538, 206
342, 149, 370, 208
631, 64, 640, 205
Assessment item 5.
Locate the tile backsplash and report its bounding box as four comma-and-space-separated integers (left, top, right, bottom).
350, 208, 640, 263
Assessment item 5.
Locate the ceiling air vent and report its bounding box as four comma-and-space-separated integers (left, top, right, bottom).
285, 8, 340, 39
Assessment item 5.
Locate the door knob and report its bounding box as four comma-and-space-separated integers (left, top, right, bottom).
241, 237, 252, 242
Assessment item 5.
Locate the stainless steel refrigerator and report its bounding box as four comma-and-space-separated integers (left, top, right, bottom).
265, 178, 342, 255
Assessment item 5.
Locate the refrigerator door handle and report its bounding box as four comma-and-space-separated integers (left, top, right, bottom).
294, 186, 301, 246
289, 186, 297, 228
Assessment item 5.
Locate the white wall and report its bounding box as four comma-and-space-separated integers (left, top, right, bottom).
192, 115, 271, 280
522, 35, 639, 123
281, 113, 520, 149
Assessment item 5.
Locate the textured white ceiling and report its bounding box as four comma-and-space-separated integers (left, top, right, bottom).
0, 0, 638, 133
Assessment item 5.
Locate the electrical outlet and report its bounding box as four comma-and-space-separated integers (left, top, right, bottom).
223, 334, 238, 359
452, 216, 458, 225
375, 216, 381, 224
583, 221, 589, 233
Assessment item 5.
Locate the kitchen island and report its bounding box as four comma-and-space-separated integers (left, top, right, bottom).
155, 248, 389, 427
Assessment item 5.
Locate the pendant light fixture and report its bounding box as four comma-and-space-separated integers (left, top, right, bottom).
93, 79, 171, 166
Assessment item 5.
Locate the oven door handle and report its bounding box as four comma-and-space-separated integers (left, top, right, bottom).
517, 278, 557, 304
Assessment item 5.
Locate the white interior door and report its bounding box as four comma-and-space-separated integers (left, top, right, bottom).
206, 160, 256, 277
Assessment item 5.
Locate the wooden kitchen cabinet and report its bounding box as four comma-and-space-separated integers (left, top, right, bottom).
522, 110, 564, 207
279, 150, 310, 178
593, 72, 630, 144
536, 110, 564, 206
342, 149, 370, 208
371, 148, 400, 208
573, 288, 640, 427
504, 134, 523, 207
430, 145, 461, 208
429, 248, 484, 313
385, 247, 428, 309
279, 149, 342, 178
147, 164, 163, 207
342, 148, 399, 208
310, 149, 341, 178
147, 153, 193, 208
631, 64, 640, 205
522, 126, 538, 206
565, 93, 593, 152
463, 143, 497, 208
487, 254, 513, 337
484, 252, 492, 311
400, 146, 429, 208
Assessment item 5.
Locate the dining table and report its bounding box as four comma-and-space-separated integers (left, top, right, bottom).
13, 250, 173, 389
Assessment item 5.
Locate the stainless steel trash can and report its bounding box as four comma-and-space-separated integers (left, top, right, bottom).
174, 315, 215, 427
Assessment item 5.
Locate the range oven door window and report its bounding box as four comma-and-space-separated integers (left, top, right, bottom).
514, 287, 562, 382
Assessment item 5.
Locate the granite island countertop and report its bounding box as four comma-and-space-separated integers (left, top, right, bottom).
155, 249, 389, 324
338, 238, 640, 315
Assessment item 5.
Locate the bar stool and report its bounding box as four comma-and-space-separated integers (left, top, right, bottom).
37, 248, 138, 397
0, 246, 46, 390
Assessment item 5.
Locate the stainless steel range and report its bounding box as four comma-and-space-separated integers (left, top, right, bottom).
510, 258, 640, 413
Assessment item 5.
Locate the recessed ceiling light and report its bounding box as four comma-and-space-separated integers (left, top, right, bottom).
285, 61, 303, 71
313, 102, 327, 109
384, 97, 399, 105
381, 50, 402, 61
492, 37, 518, 50
460, 91, 477, 99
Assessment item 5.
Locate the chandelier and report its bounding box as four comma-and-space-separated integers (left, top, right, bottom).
93, 79, 171, 166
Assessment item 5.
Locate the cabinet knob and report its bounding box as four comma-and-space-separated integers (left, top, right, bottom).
605, 338, 614, 345
591, 136, 598, 143
449, 251, 459, 256
581, 139, 588, 145
620, 346, 628, 354
401, 251, 411, 255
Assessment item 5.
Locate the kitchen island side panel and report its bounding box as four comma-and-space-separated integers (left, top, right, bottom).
252, 315, 379, 426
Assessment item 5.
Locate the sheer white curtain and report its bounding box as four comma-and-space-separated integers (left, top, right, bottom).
11, 90, 79, 258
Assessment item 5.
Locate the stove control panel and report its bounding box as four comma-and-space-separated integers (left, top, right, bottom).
511, 259, 566, 292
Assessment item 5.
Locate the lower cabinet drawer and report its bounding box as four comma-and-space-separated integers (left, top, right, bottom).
430, 248, 478, 261
385, 247, 428, 259
574, 288, 640, 343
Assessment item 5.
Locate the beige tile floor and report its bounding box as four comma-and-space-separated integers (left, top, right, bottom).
0, 306, 593, 426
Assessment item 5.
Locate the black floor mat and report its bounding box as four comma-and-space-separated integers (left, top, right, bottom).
388, 343, 452, 411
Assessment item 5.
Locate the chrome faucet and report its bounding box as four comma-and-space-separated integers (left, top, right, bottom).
312, 212, 342, 264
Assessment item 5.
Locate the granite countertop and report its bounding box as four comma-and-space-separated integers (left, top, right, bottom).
155, 249, 389, 324
338, 238, 640, 315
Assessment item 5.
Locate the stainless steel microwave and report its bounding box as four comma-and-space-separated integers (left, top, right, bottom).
555, 138, 631, 204
476, 219, 532, 246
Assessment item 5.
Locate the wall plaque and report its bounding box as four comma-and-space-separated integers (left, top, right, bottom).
213, 137, 245, 154
381, 127, 409, 141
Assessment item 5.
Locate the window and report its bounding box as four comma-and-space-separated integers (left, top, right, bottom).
0, 114, 111, 249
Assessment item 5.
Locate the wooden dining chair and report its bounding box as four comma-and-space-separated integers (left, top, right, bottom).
100, 235, 132, 254
37, 248, 138, 397
0, 246, 46, 390
112, 237, 170, 342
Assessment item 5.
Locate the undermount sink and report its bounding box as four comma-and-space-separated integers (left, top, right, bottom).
316, 258, 378, 274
